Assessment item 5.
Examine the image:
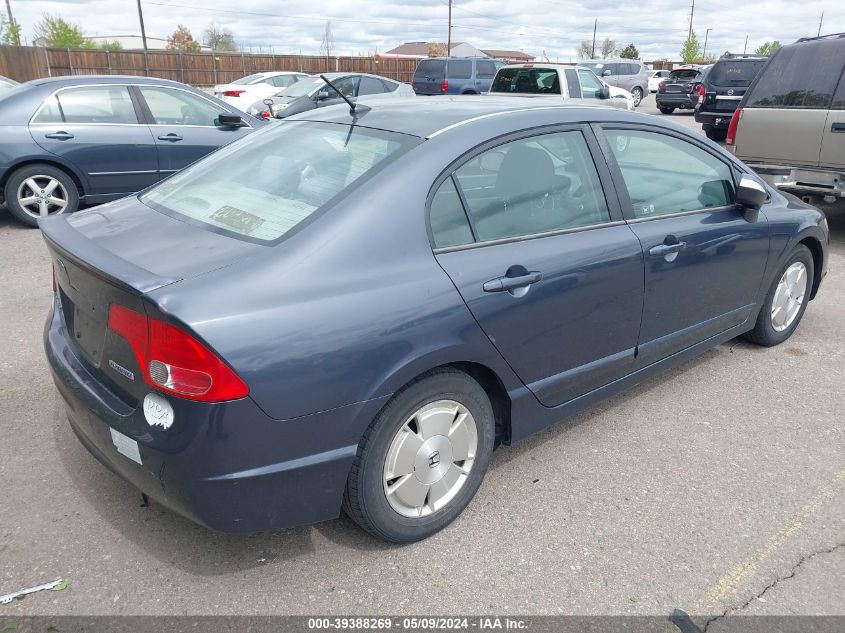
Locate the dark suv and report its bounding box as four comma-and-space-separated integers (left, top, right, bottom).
412, 57, 504, 95
655, 66, 709, 114
695, 55, 768, 141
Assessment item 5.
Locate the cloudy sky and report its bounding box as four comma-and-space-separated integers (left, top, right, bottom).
8, 0, 842, 61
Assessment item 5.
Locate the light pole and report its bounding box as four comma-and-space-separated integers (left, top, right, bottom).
703, 28, 712, 59
446, 0, 452, 57
136, 0, 148, 52
4, 0, 21, 45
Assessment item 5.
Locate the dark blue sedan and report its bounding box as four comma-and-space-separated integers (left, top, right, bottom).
0, 75, 263, 227
40, 98, 828, 542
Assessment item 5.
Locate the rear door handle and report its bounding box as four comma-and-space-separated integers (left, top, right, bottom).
157, 133, 183, 141
832, 123, 845, 133
483, 271, 543, 293
649, 241, 687, 257
44, 131, 74, 140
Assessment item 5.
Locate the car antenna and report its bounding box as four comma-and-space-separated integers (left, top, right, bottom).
319, 74, 371, 117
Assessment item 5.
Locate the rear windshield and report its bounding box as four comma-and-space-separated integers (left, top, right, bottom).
414, 60, 446, 79
668, 69, 701, 80
232, 74, 267, 86
142, 122, 417, 243
490, 68, 561, 94
709, 60, 766, 86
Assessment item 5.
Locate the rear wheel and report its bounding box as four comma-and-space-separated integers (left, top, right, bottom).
743, 245, 814, 347
704, 125, 727, 142
4, 164, 79, 228
658, 106, 675, 114
342, 368, 495, 542
631, 87, 643, 107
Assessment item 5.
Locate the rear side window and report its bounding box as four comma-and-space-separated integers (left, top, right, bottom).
832, 75, 845, 110
476, 61, 497, 78
490, 68, 560, 94
746, 42, 843, 109
708, 60, 766, 87
33, 86, 138, 124
430, 177, 473, 248
448, 60, 472, 79
142, 122, 416, 243
414, 60, 446, 79
232, 74, 266, 85
380, 79, 400, 93
358, 76, 386, 96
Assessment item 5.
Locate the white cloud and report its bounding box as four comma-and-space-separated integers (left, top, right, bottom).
9, 0, 843, 60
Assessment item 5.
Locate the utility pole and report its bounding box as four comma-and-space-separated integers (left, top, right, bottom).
4, 0, 21, 45
743, 35, 748, 54
591, 19, 597, 58
446, 0, 452, 57
687, 0, 695, 41
703, 28, 711, 58
817, 11, 824, 37
136, 0, 148, 51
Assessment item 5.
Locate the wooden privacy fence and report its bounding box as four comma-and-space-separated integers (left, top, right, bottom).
0, 45, 419, 86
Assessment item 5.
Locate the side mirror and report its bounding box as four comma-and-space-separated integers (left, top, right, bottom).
218, 113, 244, 127
599, 85, 610, 99
316, 89, 331, 100
602, 69, 612, 77
263, 98, 274, 107
736, 175, 767, 220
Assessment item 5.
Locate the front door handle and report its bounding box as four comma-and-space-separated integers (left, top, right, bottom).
832, 122, 845, 133
44, 131, 74, 140
649, 241, 687, 257
483, 271, 543, 293
157, 133, 183, 142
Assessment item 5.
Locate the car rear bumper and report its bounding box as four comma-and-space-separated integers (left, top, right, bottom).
694, 109, 734, 128
45, 299, 386, 532
743, 163, 845, 199
656, 94, 696, 108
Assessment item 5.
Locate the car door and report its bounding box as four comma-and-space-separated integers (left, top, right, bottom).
599, 125, 770, 366
136, 85, 251, 178
578, 69, 606, 100
819, 65, 845, 170
30, 84, 159, 196
431, 126, 645, 407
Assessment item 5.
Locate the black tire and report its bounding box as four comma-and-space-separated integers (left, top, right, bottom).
4, 163, 79, 228
631, 87, 643, 107
704, 126, 727, 142
743, 245, 814, 347
343, 368, 495, 543
658, 106, 675, 114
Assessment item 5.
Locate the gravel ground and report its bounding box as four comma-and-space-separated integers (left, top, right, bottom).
0, 95, 842, 619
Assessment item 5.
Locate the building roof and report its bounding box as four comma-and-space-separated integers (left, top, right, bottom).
384, 42, 463, 56
481, 49, 534, 61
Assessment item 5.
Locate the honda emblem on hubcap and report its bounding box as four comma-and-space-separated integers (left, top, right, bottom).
428, 451, 441, 468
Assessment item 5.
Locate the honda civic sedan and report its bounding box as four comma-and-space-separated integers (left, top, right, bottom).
41, 98, 828, 543
0, 76, 263, 227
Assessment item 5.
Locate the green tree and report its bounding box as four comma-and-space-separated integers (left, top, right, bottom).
619, 43, 639, 59
1, 13, 22, 45
99, 40, 123, 51
755, 40, 781, 56
203, 23, 237, 52
680, 31, 702, 63
166, 24, 201, 52
35, 14, 95, 48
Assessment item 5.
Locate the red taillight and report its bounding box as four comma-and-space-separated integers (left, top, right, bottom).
222, 89, 246, 97
108, 304, 249, 402
697, 85, 705, 104
440, 80, 449, 93
658, 80, 665, 90
726, 107, 743, 146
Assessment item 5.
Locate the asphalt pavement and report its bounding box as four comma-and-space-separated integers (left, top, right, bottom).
0, 94, 843, 621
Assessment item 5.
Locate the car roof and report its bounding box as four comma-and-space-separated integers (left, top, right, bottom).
26, 75, 194, 88
288, 96, 647, 139
497, 63, 589, 70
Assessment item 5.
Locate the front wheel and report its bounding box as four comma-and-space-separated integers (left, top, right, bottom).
4, 163, 79, 228
631, 87, 643, 107
658, 106, 675, 114
743, 245, 814, 347
343, 369, 495, 543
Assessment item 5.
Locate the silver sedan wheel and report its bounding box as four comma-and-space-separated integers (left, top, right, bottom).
632, 87, 643, 107
16, 176, 69, 219
771, 262, 808, 332
383, 400, 478, 518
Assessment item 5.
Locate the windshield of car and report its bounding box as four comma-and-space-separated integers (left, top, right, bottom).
668, 69, 701, 80
274, 76, 326, 98
490, 68, 561, 94
708, 60, 767, 86
141, 121, 418, 243
232, 74, 267, 85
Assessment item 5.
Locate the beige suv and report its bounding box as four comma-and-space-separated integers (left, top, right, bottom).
727, 34, 845, 201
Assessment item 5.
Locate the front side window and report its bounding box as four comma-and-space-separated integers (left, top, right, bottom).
33, 85, 138, 124
578, 70, 604, 98
605, 129, 735, 218
142, 122, 416, 243
745, 42, 841, 109
140, 87, 228, 126
451, 131, 610, 242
